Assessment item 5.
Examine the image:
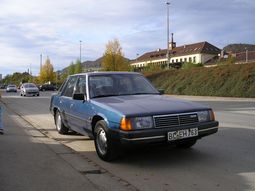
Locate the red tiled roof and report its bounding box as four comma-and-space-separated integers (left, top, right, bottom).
135, 41, 221, 62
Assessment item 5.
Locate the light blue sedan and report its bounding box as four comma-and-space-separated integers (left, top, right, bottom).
50, 72, 218, 161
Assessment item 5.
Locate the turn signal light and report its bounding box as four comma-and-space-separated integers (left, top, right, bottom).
120, 118, 132, 131
210, 110, 215, 121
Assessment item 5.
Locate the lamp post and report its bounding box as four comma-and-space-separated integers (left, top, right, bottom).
166, 2, 170, 67
79, 40, 82, 62
245, 47, 248, 63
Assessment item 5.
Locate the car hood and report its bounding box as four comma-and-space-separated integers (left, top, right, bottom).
92, 95, 210, 117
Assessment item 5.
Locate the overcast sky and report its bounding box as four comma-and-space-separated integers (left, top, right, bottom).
0, 0, 255, 76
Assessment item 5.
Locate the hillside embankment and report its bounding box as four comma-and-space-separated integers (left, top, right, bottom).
145, 62, 255, 98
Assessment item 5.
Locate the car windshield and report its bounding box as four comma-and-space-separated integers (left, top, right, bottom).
8, 85, 16, 87
24, 83, 37, 88
89, 73, 159, 98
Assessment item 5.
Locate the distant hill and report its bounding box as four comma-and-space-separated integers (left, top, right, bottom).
60, 56, 130, 74
223, 43, 255, 53
81, 57, 103, 70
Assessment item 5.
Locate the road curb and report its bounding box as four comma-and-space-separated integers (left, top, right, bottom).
1, 98, 139, 191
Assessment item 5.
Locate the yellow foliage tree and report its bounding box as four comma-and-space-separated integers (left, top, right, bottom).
102, 39, 129, 71
39, 57, 55, 84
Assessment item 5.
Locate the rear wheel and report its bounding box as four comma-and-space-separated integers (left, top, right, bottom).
94, 120, 119, 161
176, 139, 197, 149
55, 111, 69, 134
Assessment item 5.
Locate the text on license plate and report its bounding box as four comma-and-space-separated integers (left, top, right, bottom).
167, 128, 198, 141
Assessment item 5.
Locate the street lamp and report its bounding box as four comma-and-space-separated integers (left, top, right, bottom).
166, 2, 170, 67
79, 40, 82, 62
245, 47, 248, 63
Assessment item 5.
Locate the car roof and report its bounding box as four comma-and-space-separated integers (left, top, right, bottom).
69, 71, 141, 77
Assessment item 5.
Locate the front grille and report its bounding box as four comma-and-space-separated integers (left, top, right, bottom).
154, 113, 198, 128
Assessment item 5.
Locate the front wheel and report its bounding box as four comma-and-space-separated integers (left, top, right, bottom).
55, 111, 69, 134
94, 120, 119, 161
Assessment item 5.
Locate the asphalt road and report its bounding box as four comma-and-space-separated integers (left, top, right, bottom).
1, 91, 255, 191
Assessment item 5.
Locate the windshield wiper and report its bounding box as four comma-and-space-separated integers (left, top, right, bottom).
92, 94, 117, 98
132, 92, 160, 95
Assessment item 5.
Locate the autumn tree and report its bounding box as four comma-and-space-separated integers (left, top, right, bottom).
39, 57, 55, 83
102, 39, 129, 71
74, 59, 82, 74
68, 62, 75, 75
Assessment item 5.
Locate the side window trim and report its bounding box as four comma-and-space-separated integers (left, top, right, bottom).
58, 78, 68, 95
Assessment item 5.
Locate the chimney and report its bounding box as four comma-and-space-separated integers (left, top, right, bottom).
169, 33, 176, 50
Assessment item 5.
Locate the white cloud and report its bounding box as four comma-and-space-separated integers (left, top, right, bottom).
0, 0, 254, 77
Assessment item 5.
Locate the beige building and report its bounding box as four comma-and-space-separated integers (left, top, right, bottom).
131, 40, 221, 68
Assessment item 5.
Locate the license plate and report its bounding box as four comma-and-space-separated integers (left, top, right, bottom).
167, 128, 198, 141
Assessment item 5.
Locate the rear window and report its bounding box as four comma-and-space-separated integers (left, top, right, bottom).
24, 84, 37, 88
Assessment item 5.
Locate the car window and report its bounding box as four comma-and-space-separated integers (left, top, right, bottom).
75, 76, 86, 95
24, 83, 37, 88
89, 74, 159, 98
132, 75, 156, 93
89, 76, 114, 98
62, 76, 77, 97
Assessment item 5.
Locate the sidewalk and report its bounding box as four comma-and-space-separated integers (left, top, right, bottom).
0, 106, 99, 191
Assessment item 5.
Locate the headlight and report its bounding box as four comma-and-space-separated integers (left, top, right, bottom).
132, 116, 153, 129
120, 116, 153, 131
197, 110, 214, 122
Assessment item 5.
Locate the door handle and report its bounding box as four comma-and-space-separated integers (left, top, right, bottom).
70, 103, 74, 108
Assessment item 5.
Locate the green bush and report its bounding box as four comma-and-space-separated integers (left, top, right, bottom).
181, 62, 203, 69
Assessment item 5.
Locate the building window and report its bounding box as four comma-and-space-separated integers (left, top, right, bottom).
193, 56, 196, 63
176, 59, 178, 62
184, 58, 187, 62
189, 57, 192, 62
180, 58, 183, 62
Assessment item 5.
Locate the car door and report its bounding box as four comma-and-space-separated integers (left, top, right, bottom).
60, 76, 78, 127
68, 75, 94, 136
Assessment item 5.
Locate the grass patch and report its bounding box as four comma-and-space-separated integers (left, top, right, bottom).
145, 62, 255, 98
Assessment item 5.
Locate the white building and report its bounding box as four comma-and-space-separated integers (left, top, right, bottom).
131, 40, 221, 68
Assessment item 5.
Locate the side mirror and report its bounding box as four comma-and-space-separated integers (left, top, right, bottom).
158, 89, 165, 95
73, 93, 86, 101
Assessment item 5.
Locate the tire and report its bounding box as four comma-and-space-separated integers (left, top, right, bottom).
176, 139, 197, 149
55, 111, 69, 134
94, 120, 119, 161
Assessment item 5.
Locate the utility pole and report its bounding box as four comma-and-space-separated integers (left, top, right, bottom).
79, 40, 82, 63
245, 47, 248, 63
166, 2, 170, 67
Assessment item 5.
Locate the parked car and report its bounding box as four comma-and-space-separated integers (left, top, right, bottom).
20, 83, 39, 96
6, 84, 17, 92
0, 84, 6, 89
39, 84, 57, 91
50, 72, 219, 161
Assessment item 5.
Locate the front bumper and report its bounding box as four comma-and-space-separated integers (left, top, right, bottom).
108, 121, 219, 145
